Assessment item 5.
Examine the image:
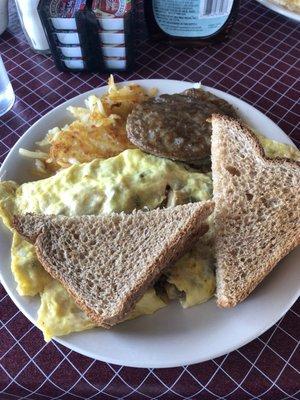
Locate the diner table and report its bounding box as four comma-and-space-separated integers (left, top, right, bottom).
0, 1, 299, 399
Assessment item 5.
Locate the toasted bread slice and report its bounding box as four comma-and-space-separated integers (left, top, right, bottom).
211, 114, 300, 308
14, 201, 214, 327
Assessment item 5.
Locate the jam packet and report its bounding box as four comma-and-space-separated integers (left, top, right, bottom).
50, 0, 87, 29
92, 0, 131, 17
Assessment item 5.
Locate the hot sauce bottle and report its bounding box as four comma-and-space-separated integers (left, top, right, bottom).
144, 0, 240, 47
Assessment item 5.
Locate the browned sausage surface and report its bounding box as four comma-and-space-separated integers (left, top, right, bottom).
126, 88, 238, 163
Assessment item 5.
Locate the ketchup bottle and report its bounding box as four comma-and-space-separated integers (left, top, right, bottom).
144, 0, 240, 47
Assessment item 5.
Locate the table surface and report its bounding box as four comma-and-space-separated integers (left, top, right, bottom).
0, 1, 299, 399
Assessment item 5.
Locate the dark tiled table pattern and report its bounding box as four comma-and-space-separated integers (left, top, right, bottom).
0, 1, 299, 399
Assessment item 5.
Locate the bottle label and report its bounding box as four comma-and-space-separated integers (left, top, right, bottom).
92, 0, 131, 17
153, 0, 235, 38
49, 0, 87, 18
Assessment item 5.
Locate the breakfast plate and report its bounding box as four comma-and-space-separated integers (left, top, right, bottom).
0, 79, 299, 368
256, 0, 300, 22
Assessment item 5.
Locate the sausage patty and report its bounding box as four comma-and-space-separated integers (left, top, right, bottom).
126, 88, 238, 163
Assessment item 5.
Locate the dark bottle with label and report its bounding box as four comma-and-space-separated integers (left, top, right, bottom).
144, 0, 240, 47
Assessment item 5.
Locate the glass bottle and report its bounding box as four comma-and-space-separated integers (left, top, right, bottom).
144, 0, 240, 47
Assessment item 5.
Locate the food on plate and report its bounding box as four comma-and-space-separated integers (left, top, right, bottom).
44, 120, 136, 172
14, 202, 214, 327
126, 287, 166, 321
268, 0, 300, 12
256, 134, 300, 161
19, 76, 156, 173
19, 77, 299, 176
38, 280, 96, 340
0, 79, 299, 342
38, 283, 165, 342
0, 149, 214, 340
211, 114, 300, 307
164, 243, 215, 308
126, 87, 237, 164
11, 232, 52, 296
0, 149, 213, 234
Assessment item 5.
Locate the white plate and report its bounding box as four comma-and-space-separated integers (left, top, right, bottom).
257, 0, 300, 22
0, 80, 299, 368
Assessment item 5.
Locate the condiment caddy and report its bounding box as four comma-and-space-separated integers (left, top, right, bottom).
38, 0, 134, 72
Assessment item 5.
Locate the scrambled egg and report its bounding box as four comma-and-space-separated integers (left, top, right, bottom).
38, 280, 95, 341
3, 149, 211, 221
126, 288, 166, 320
11, 232, 52, 296
167, 246, 215, 308
0, 135, 298, 341
257, 134, 300, 161
38, 283, 166, 342
0, 149, 212, 340
0, 180, 18, 229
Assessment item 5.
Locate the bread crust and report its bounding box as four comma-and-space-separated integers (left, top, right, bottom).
211, 114, 300, 308
211, 114, 300, 169
13, 214, 53, 243
14, 202, 214, 327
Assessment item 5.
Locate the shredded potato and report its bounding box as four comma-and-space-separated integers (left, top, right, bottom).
19, 149, 48, 159
21, 75, 157, 173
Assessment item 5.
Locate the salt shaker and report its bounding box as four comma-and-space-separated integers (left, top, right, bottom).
15, 0, 50, 53
0, 0, 9, 35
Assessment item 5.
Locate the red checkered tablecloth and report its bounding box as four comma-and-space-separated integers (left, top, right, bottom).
0, 1, 299, 399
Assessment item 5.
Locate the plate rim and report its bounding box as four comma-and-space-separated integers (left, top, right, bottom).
55, 293, 300, 368
0, 78, 299, 368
